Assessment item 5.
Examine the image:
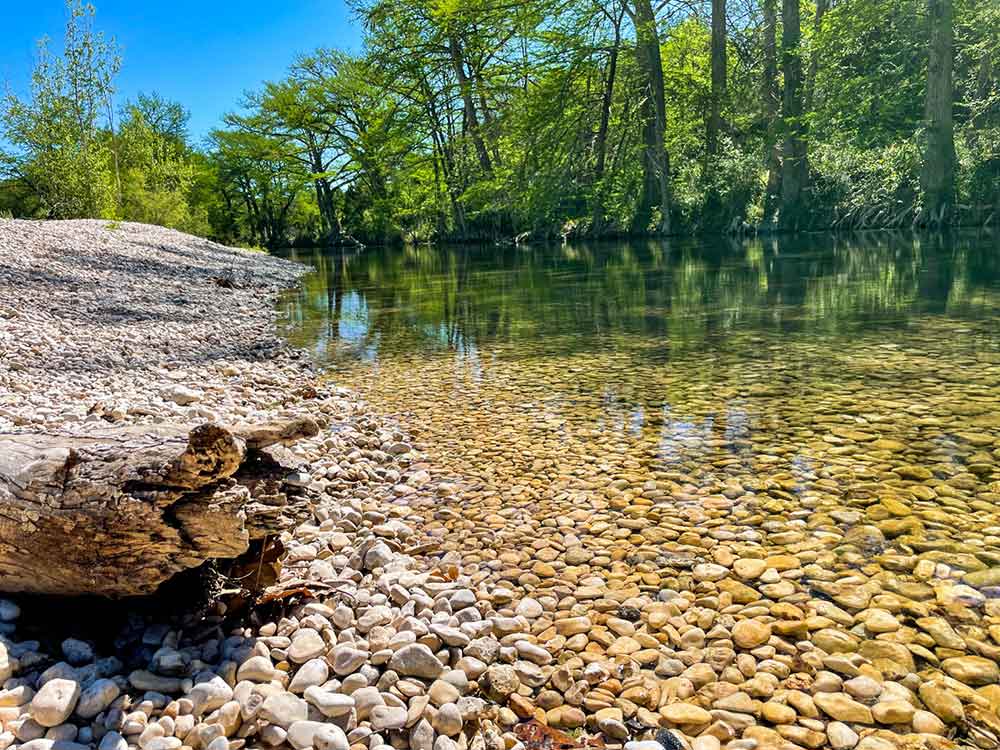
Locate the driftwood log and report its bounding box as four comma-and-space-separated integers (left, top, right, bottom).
0, 417, 319, 597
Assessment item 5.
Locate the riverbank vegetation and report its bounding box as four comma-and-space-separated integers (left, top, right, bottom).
1, 0, 998, 245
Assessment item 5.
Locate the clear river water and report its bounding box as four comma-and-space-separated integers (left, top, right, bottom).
276, 231, 1000, 591
273, 231, 1000, 742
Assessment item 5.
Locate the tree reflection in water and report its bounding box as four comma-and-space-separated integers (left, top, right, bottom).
275, 230, 1000, 492
277, 231, 1000, 364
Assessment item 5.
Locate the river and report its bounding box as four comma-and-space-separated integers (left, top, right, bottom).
278, 233, 1000, 591
274, 230, 1000, 736
277, 233, 1000, 525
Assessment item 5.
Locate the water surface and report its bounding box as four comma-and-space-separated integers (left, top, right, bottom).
277, 233, 1000, 574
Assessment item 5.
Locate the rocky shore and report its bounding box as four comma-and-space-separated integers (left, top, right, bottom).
0, 220, 998, 750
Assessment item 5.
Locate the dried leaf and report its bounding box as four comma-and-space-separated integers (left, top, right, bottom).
258, 585, 314, 604
514, 720, 606, 750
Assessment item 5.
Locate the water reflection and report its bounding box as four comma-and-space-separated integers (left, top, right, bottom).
276, 231, 1000, 523
278, 231, 1000, 365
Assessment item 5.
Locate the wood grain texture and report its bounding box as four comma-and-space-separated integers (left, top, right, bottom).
0, 417, 318, 597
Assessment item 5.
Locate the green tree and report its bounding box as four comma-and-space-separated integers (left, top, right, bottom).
1, 0, 120, 219
117, 103, 201, 232
131, 91, 190, 144
209, 128, 310, 246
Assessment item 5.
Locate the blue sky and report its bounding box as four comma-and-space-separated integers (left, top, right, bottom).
0, 0, 362, 146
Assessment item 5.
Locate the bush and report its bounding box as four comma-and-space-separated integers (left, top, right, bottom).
957, 126, 1000, 225
672, 138, 762, 232
809, 139, 922, 228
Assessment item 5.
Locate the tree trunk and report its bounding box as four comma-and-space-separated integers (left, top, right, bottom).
595, 24, 621, 181
804, 0, 829, 114
593, 8, 623, 229
632, 0, 671, 234
708, 0, 727, 157
0, 418, 318, 597
973, 51, 993, 130
449, 35, 493, 175
780, 0, 808, 229
920, 0, 956, 224
104, 97, 123, 217
762, 0, 782, 224
309, 146, 338, 243
475, 76, 502, 168
313, 178, 332, 240
421, 73, 468, 238
241, 190, 261, 246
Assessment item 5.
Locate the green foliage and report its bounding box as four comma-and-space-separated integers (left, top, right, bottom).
957, 126, 1000, 222
810, 0, 928, 147
673, 139, 763, 231
0, 1, 211, 234
118, 106, 198, 229
810, 139, 924, 228
3, 0, 1000, 241
1, 0, 120, 219
208, 127, 312, 246
131, 92, 189, 144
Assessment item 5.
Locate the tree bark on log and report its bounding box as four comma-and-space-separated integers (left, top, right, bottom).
0, 418, 319, 597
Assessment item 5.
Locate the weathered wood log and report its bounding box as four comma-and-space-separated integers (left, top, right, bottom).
0, 417, 319, 597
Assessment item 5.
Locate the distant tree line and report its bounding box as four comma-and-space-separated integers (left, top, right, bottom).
1, 0, 998, 246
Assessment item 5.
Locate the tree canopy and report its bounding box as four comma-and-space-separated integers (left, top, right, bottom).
2, 0, 998, 245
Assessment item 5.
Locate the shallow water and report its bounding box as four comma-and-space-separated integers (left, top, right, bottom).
277, 232, 1000, 576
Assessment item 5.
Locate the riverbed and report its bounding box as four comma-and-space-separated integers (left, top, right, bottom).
278, 231, 1000, 746
278, 234, 1000, 582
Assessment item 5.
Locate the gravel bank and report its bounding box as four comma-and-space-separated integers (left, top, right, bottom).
0, 220, 994, 750
0, 219, 310, 431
